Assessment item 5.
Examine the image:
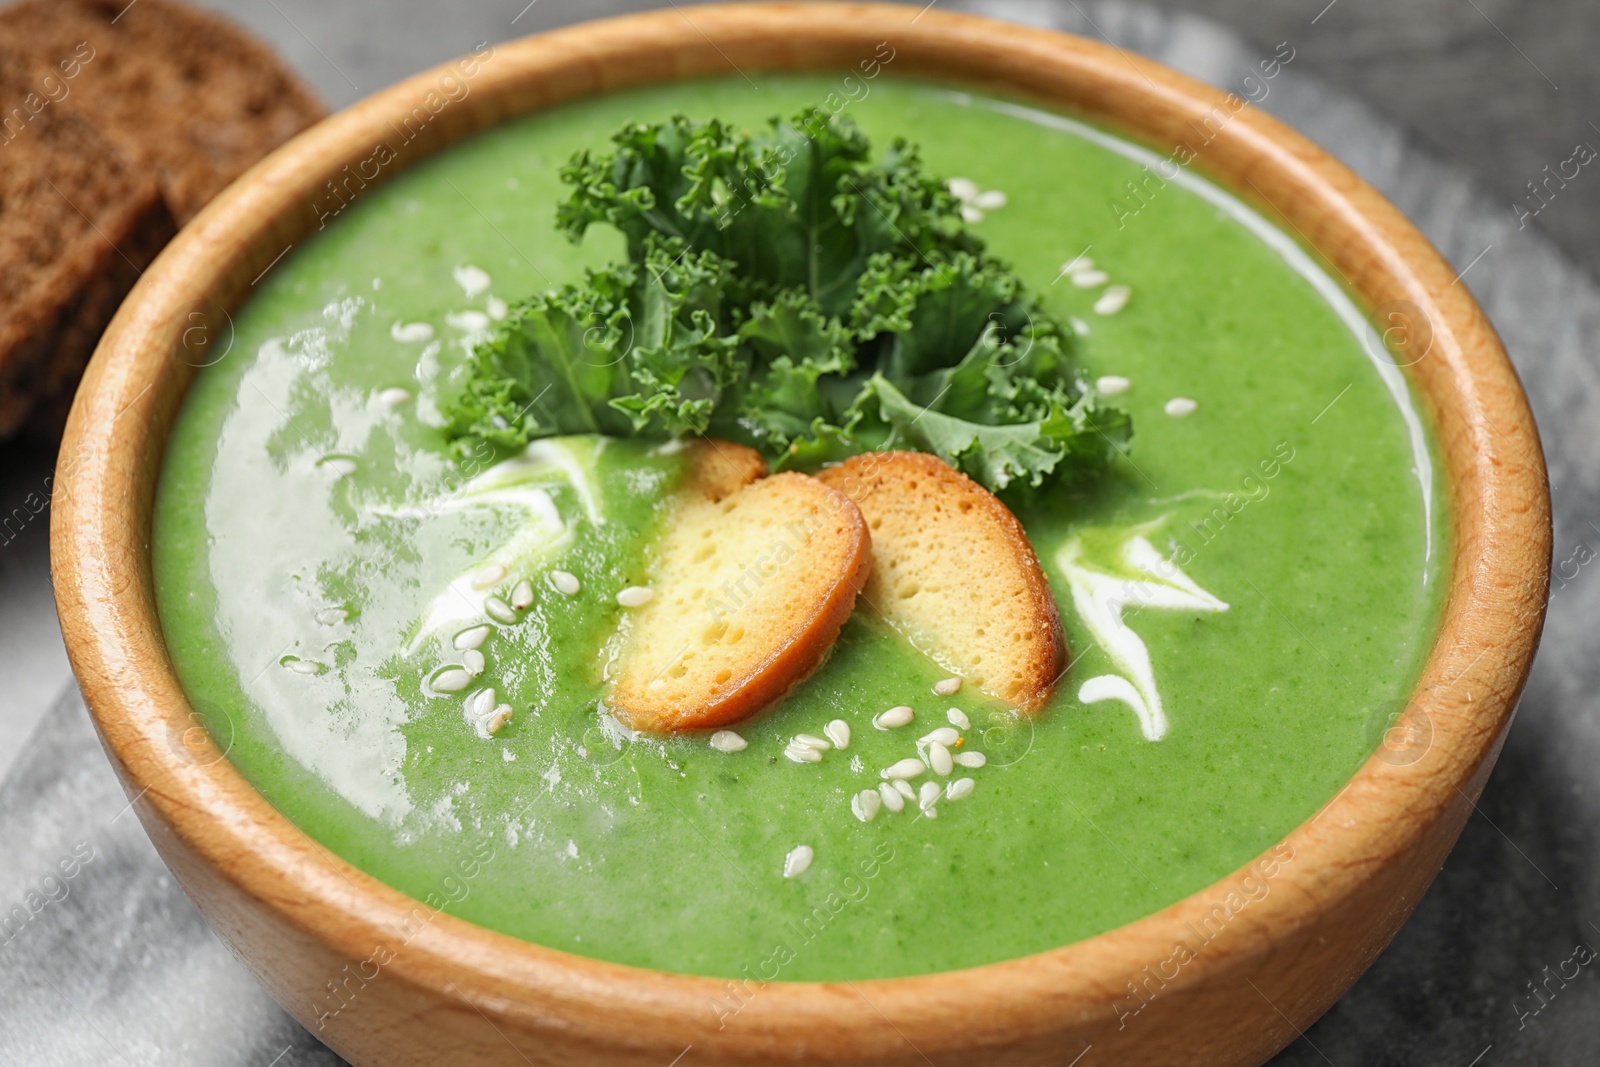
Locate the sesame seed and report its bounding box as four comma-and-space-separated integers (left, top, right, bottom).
784, 745, 824, 764
315, 607, 347, 626
1164, 397, 1198, 418
511, 579, 535, 611
824, 720, 851, 750
933, 677, 962, 696
432, 667, 471, 692
462, 649, 485, 676
390, 321, 434, 343
946, 707, 971, 730
792, 733, 832, 751
947, 177, 979, 201
453, 264, 492, 298
322, 457, 357, 478
550, 570, 581, 596
918, 781, 941, 810
471, 563, 507, 590
927, 741, 954, 777
851, 789, 882, 823
960, 204, 984, 224
486, 704, 513, 735
1070, 317, 1091, 337
486, 296, 508, 320
882, 757, 927, 780
1061, 255, 1095, 274
946, 778, 976, 801
923, 805, 939, 819
874, 705, 915, 729
919, 727, 959, 747
973, 189, 1007, 210
446, 310, 492, 332
954, 751, 987, 769
454, 625, 490, 650
468, 688, 497, 719
893, 780, 917, 800
783, 845, 814, 879
878, 783, 906, 812
710, 730, 747, 753
286, 659, 322, 676
616, 586, 654, 608
484, 596, 518, 624
1071, 269, 1110, 287
1094, 285, 1132, 316
377, 387, 412, 407
1095, 375, 1131, 396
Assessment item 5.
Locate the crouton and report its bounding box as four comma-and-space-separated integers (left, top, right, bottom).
610, 447, 870, 733
817, 451, 1064, 711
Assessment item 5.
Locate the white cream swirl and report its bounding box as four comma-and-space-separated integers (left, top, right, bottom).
1056, 533, 1228, 741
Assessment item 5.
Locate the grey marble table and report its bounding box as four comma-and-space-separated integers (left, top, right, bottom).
3, 2, 1599, 1064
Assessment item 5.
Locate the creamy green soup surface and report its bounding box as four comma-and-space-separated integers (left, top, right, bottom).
153, 75, 1444, 982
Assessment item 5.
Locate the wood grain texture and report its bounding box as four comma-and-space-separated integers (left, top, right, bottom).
49, 5, 1551, 1065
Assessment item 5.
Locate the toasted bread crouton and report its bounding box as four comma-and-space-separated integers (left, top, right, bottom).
609, 459, 871, 734
680, 437, 766, 502
817, 451, 1064, 711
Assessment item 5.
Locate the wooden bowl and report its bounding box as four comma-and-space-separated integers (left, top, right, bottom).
51, 5, 1550, 1065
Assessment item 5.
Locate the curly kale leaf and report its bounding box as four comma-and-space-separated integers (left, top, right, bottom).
748, 251, 1131, 492
448, 110, 1130, 496
447, 237, 739, 448
855, 375, 1133, 493
557, 109, 975, 317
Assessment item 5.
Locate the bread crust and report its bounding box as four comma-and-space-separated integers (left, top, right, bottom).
681, 437, 766, 502
610, 458, 871, 734
817, 450, 1065, 712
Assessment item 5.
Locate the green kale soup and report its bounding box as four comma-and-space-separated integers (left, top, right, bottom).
152, 75, 1445, 984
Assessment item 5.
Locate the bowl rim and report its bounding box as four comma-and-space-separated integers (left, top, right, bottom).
51, 1, 1551, 1056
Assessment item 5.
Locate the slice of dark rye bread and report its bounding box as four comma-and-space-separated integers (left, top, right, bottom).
0, 0, 324, 437
0, 0, 326, 222
0, 45, 173, 438
609, 441, 872, 734
817, 451, 1066, 712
